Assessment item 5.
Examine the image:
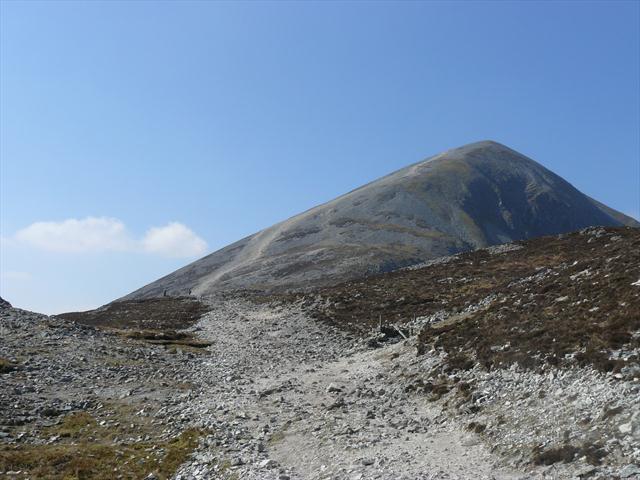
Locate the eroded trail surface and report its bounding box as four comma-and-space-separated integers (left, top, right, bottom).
174, 297, 539, 480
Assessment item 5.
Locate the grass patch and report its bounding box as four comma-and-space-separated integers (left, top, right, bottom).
466, 421, 486, 434
56, 297, 209, 331
532, 442, 607, 466
0, 409, 206, 479
267, 430, 287, 445
267, 422, 291, 445
423, 377, 452, 402
50, 412, 97, 438
119, 329, 212, 349
0, 357, 16, 373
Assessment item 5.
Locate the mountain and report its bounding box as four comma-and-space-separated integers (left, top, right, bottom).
122, 140, 638, 299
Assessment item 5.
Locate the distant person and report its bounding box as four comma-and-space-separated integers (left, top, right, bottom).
163, 289, 167, 297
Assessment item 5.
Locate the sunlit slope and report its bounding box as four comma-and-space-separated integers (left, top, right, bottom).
121, 141, 638, 299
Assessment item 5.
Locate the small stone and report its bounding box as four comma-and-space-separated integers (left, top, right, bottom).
619, 423, 633, 434
362, 458, 374, 466
259, 459, 277, 469
327, 397, 345, 410
620, 465, 640, 478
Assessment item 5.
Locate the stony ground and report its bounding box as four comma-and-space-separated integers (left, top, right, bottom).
173, 297, 528, 480
0, 303, 211, 479
1, 227, 639, 479
3, 294, 638, 479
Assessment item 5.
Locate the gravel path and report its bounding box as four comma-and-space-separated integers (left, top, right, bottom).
173, 297, 539, 480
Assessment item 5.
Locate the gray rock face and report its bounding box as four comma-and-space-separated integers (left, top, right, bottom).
122, 141, 638, 299
0, 297, 11, 310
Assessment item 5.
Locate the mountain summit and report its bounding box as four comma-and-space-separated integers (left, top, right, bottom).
123, 141, 638, 299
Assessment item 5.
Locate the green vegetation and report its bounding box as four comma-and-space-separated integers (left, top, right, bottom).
0, 409, 206, 479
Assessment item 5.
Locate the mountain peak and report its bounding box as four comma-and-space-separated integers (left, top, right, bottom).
449, 139, 510, 152
120, 143, 637, 300
460, 139, 505, 148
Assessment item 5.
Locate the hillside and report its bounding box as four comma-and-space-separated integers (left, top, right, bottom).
4, 227, 639, 479
121, 141, 638, 300
271, 226, 640, 477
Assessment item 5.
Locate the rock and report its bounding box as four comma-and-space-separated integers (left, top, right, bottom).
327, 397, 345, 410
572, 465, 596, 478
366, 338, 381, 349
620, 365, 640, 380
259, 459, 278, 469
619, 423, 633, 434
362, 458, 375, 466
620, 465, 640, 478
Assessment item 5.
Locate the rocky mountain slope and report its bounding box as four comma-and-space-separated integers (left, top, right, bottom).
289, 226, 640, 477
121, 141, 638, 300
4, 226, 638, 479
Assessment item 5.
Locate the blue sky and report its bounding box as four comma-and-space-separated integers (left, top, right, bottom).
1, 1, 638, 313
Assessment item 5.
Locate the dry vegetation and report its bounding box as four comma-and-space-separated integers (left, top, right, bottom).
2, 297, 214, 479
56, 296, 209, 331
119, 329, 212, 349
296, 227, 640, 373
0, 406, 206, 479
56, 297, 213, 353
0, 357, 16, 374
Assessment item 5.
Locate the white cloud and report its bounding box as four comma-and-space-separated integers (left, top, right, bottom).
15, 217, 132, 253
11, 217, 207, 258
142, 222, 208, 258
